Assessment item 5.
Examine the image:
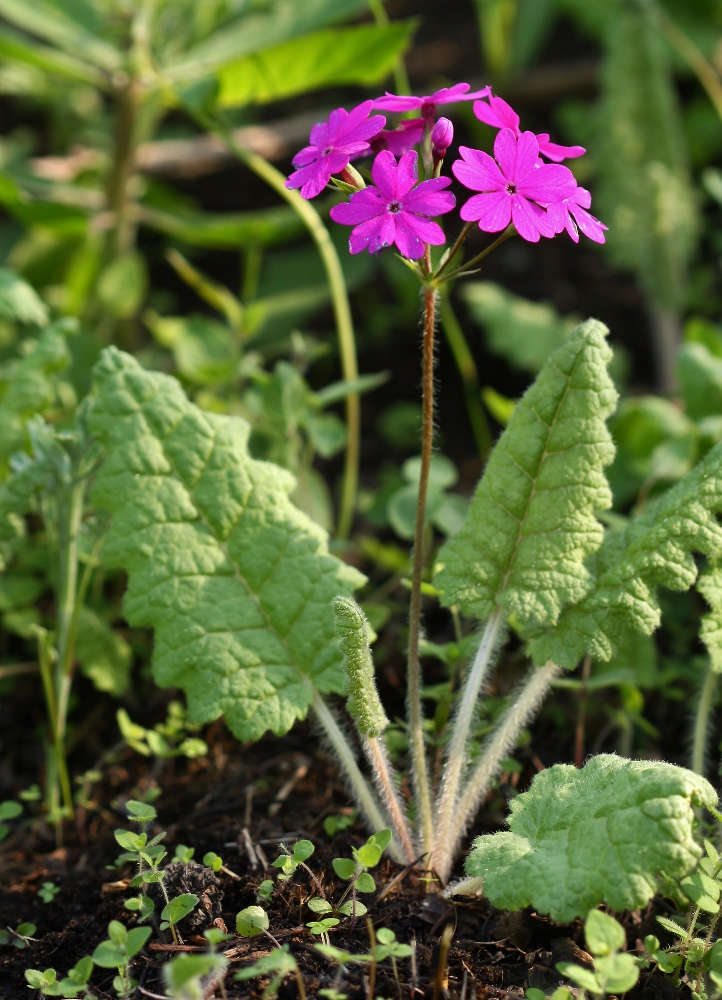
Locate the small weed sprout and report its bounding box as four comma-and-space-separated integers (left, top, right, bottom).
323, 810, 356, 837
25, 956, 95, 999
256, 878, 274, 903
556, 910, 639, 998
161, 929, 229, 1000
309, 829, 391, 921
38, 881, 60, 904
0, 922, 36, 949
0, 799, 22, 842
92, 920, 151, 999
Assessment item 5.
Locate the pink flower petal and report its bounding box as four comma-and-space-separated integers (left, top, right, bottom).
452, 147, 506, 192
519, 163, 576, 203
510, 196, 550, 242
393, 215, 425, 259
395, 150, 419, 200
400, 212, 447, 246
403, 178, 455, 216
460, 191, 511, 231
330, 188, 386, 226
370, 150, 398, 200
348, 214, 395, 255
309, 119, 331, 149
513, 131, 542, 181
373, 93, 423, 112
569, 204, 607, 243
493, 128, 521, 180
325, 108, 349, 143
286, 160, 331, 199
544, 202, 569, 236
430, 83, 491, 104
571, 186, 592, 210
473, 95, 520, 132
291, 144, 319, 168
536, 135, 585, 162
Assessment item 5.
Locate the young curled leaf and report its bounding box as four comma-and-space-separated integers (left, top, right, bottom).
332, 596, 388, 738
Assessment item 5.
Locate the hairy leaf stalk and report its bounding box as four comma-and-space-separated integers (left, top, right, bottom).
364, 736, 416, 864
310, 690, 404, 863
436, 660, 562, 884
691, 664, 718, 778
407, 284, 438, 857
432, 607, 503, 876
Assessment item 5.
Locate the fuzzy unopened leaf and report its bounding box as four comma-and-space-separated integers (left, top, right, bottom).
699, 564, 722, 673
90, 348, 363, 742
530, 440, 722, 668
464, 755, 715, 923
435, 319, 616, 625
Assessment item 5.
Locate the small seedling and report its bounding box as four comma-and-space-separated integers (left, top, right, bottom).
236, 906, 270, 938
0, 921, 36, 948
557, 910, 639, 997
235, 945, 304, 1000
38, 881, 60, 903
172, 843, 195, 864
323, 811, 356, 837
272, 839, 315, 881
309, 829, 391, 920
26, 955, 95, 998
124, 893, 154, 922
0, 799, 22, 841
162, 950, 227, 1000
92, 920, 151, 1000
256, 878, 274, 903
160, 893, 199, 932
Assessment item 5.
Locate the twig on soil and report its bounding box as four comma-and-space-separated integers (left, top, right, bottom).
375, 853, 427, 902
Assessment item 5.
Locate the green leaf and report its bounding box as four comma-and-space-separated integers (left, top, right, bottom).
332, 858, 356, 880
76, 606, 133, 696
584, 909, 625, 957
462, 281, 572, 374
557, 963, 601, 994
464, 754, 716, 923
0, 0, 121, 72
370, 828, 392, 851
163, 953, 227, 989
97, 252, 147, 320
125, 925, 152, 957
435, 319, 616, 626
307, 898, 332, 913
236, 905, 269, 937
594, 0, 698, 310
677, 343, 722, 421
91, 940, 126, 968
218, 22, 414, 107
355, 843, 382, 868
699, 564, 722, 672
0, 327, 69, 467
89, 347, 364, 742
0, 800, 22, 821
354, 872, 375, 893
337, 899, 367, 917
0, 25, 107, 87
126, 800, 157, 823
161, 893, 199, 926
292, 839, 314, 862
0, 268, 48, 326
114, 829, 143, 851
529, 437, 722, 668
595, 954, 640, 994
139, 203, 304, 250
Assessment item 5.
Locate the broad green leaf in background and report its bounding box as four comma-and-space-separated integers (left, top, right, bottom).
0, 327, 69, 468
89, 348, 364, 742
218, 22, 415, 107
464, 754, 716, 922
677, 342, 722, 421
0, 267, 48, 326
0, 0, 121, 73
529, 439, 722, 668
434, 319, 616, 625
139, 204, 305, 250
594, 0, 698, 312
461, 282, 572, 374
166, 0, 370, 80
76, 606, 132, 697
0, 24, 108, 87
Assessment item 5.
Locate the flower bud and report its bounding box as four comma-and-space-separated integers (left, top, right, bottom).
431, 117, 454, 162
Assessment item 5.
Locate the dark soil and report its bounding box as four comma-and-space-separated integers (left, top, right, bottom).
0, 722, 688, 1000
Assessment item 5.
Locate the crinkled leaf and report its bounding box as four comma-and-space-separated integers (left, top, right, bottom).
0, 268, 48, 326
529, 439, 722, 667
435, 319, 616, 625
89, 348, 364, 742
464, 754, 716, 923
462, 281, 572, 374
0, 328, 69, 467
218, 22, 414, 107
699, 564, 722, 673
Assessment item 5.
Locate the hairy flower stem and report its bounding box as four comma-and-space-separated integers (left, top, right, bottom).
198, 114, 360, 540
436, 660, 561, 884
432, 608, 502, 876
311, 691, 404, 862
407, 278, 438, 859
364, 736, 416, 864
438, 292, 492, 459
691, 664, 718, 778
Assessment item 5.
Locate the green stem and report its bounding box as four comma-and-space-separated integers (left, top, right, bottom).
691, 664, 718, 778
310, 690, 401, 860
438, 660, 561, 884
432, 608, 502, 879
435, 225, 515, 285
55, 479, 86, 745
438, 292, 492, 458
406, 281, 437, 858
434, 222, 475, 281
203, 122, 360, 540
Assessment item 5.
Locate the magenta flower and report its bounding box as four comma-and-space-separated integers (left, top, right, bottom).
373, 83, 491, 120
329, 150, 455, 260
546, 186, 608, 244
473, 94, 585, 162
285, 101, 385, 200
452, 129, 576, 243
370, 118, 425, 157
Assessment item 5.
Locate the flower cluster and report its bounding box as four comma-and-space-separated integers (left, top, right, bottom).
285, 84, 606, 260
